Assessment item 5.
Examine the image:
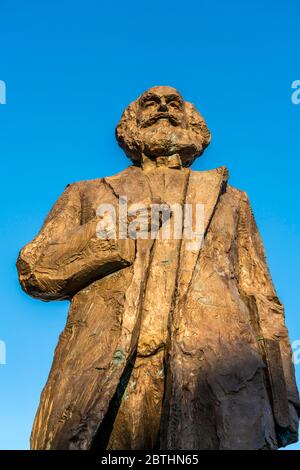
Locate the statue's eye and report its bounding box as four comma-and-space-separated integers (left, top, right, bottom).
144, 100, 156, 108
169, 101, 180, 109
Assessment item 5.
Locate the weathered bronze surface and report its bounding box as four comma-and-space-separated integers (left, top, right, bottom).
17, 86, 299, 449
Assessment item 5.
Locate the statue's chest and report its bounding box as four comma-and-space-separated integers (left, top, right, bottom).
137, 170, 188, 356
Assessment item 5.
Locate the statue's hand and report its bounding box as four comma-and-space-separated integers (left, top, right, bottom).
127, 197, 172, 239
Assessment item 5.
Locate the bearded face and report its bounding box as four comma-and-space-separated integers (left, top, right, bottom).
136, 89, 188, 129
116, 86, 211, 167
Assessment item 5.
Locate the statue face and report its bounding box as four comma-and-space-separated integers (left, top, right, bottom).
137, 86, 188, 129
116, 85, 211, 167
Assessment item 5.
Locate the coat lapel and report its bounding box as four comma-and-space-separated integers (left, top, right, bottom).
177, 166, 229, 299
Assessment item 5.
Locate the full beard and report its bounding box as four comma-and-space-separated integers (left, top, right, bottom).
137, 120, 203, 165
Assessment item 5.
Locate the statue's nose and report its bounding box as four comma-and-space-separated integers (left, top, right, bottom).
158, 100, 168, 112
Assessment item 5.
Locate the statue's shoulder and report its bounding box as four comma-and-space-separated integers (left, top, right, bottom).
190, 165, 228, 180
105, 165, 142, 183
190, 166, 249, 204
61, 167, 143, 201
189, 166, 229, 190
63, 166, 139, 191
227, 184, 247, 200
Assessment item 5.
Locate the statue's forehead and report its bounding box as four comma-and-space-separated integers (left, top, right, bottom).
140, 86, 182, 100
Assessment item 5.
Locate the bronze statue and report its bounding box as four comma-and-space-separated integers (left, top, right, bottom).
17, 86, 299, 450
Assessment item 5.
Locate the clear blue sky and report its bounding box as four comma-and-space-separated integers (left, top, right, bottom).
0, 0, 299, 450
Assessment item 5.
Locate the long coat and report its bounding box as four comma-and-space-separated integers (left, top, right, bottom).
17, 165, 299, 450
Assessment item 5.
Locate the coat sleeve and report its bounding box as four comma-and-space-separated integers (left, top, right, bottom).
17, 182, 135, 301
237, 192, 299, 447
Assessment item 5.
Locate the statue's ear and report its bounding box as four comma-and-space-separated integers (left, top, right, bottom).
185, 101, 211, 149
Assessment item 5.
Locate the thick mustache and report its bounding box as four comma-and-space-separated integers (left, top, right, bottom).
140, 112, 179, 128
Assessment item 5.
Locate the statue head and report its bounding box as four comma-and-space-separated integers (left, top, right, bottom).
116, 86, 211, 167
